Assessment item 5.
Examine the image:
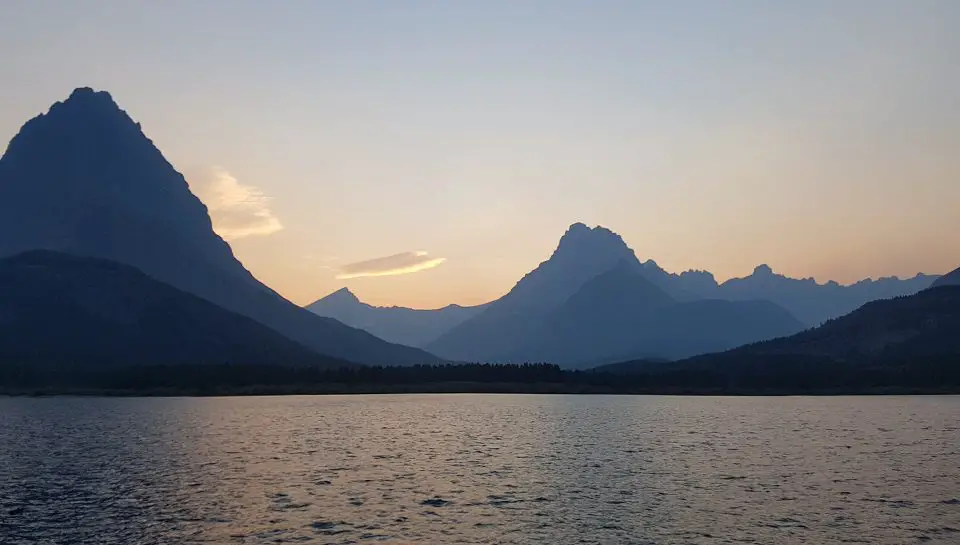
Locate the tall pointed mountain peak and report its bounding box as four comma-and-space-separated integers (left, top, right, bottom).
327, 287, 361, 304
0, 88, 440, 366
1, 87, 212, 241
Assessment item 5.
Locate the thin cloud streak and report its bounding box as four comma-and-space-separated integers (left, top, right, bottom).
186, 166, 283, 240
336, 251, 447, 279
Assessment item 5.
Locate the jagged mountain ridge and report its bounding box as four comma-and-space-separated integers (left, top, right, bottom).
323, 223, 938, 362
502, 260, 804, 367
307, 287, 488, 347
639, 261, 937, 326
713, 264, 937, 326
425, 224, 805, 365
592, 285, 960, 383
668, 284, 960, 371
320, 223, 936, 351
0, 88, 440, 366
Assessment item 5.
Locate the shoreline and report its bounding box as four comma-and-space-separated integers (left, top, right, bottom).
3, 382, 958, 397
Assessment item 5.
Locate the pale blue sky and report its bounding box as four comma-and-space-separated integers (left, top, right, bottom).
1, 1, 958, 307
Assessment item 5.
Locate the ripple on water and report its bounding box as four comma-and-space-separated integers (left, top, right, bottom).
0, 395, 958, 545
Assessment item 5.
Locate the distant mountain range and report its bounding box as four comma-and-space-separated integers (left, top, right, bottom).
0, 251, 347, 378
738, 284, 960, 361
693, 264, 936, 326
311, 222, 939, 367
599, 282, 960, 378
0, 88, 440, 367
424, 224, 807, 366
503, 260, 804, 366
627, 260, 936, 326
307, 288, 488, 347
0, 86, 951, 377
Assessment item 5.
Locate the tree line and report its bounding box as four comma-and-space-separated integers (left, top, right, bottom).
1, 358, 957, 395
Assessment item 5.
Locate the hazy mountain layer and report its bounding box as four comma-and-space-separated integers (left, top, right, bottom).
325, 221, 938, 351
713, 265, 937, 327
507, 261, 803, 367
307, 288, 488, 347
602, 284, 960, 375
427, 224, 804, 365
639, 261, 937, 326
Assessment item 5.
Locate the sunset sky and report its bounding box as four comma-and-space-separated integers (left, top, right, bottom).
1, 1, 958, 309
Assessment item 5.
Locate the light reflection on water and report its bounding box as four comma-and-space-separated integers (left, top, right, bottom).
0, 394, 958, 544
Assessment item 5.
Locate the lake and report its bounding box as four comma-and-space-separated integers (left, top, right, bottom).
0, 395, 957, 544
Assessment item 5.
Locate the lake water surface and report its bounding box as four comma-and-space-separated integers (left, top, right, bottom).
0, 395, 957, 544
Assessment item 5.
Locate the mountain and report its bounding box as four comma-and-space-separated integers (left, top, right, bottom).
733, 285, 960, 361
932, 266, 960, 287
0, 88, 440, 366
306, 288, 488, 347
426, 224, 804, 365
426, 223, 647, 361
603, 284, 960, 376
0, 251, 348, 377
640, 260, 938, 326
717, 265, 938, 326
649, 262, 937, 327
507, 261, 803, 367
639, 260, 719, 300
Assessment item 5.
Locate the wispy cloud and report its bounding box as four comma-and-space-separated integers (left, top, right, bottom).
186, 166, 283, 240
336, 251, 446, 279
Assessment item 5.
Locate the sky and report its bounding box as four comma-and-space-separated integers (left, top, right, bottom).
1, 1, 958, 309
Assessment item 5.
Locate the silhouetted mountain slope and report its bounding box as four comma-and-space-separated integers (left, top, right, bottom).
0, 251, 348, 372
933, 266, 960, 287
306, 287, 488, 347
602, 285, 960, 375
426, 223, 648, 361
0, 88, 439, 366
730, 285, 960, 360
427, 224, 804, 365
509, 262, 803, 367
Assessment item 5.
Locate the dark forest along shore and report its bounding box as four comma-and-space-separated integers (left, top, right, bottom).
1, 395, 958, 544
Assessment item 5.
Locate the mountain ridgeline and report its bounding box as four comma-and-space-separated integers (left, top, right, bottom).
704, 264, 937, 326
424, 224, 806, 367
311, 224, 940, 366
307, 288, 488, 347
598, 283, 960, 383
0, 87, 952, 382
513, 262, 803, 366
0, 88, 440, 366
0, 251, 348, 386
